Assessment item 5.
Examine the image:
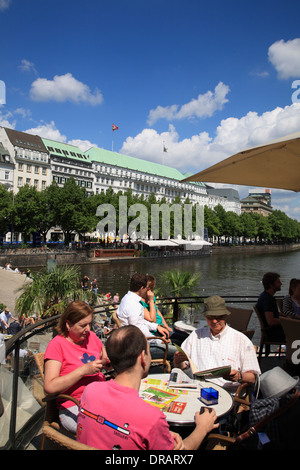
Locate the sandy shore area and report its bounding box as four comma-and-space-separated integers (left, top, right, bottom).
0, 269, 31, 315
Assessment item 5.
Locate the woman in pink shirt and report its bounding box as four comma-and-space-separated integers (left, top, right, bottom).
44, 300, 108, 433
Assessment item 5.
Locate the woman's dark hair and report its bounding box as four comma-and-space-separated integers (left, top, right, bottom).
289, 278, 300, 296
106, 325, 148, 374
56, 300, 93, 337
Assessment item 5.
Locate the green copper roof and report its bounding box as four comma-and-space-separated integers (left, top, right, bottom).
85, 146, 205, 184
42, 138, 91, 163
181, 172, 206, 187
41, 137, 206, 187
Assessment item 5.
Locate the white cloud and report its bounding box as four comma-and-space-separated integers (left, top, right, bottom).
29, 73, 103, 105
25, 121, 95, 152
68, 138, 96, 152
19, 59, 38, 76
0, 109, 15, 128
25, 121, 67, 142
147, 82, 230, 125
268, 38, 300, 79
249, 70, 270, 78
269, 190, 300, 220
121, 103, 300, 173
0, 0, 11, 11
14, 107, 32, 119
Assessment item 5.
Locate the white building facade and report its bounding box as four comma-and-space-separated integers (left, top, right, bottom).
0, 127, 51, 193
0, 127, 241, 242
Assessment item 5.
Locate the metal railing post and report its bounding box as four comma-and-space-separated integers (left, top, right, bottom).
9, 338, 20, 449
173, 298, 179, 323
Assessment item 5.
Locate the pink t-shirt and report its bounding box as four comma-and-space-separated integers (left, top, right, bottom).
44, 331, 105, 409
77, 380, 175, 450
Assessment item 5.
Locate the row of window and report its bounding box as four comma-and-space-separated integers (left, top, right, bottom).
47, 146, 88, 160
18, 163, 47, 175
53, 165, 92, 177
16, 150, 48, 162
1, 169, 202, 204
53, 175, 92, 188
94, 164, 206, 193
14, 139, 43, 149
17, 177, 47, 190
94, 178, 186, 198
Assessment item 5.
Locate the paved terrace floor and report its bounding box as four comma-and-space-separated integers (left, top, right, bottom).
0, 268, 31, 315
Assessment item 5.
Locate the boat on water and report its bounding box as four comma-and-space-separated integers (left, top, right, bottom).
0, 297, 292, 451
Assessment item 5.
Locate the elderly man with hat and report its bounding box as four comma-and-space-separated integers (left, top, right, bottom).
174, 295, 261, 392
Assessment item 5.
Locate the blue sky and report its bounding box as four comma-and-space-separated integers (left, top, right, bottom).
1, 0, 300, 218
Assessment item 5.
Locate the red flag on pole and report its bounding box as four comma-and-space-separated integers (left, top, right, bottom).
112, 124, 118, 131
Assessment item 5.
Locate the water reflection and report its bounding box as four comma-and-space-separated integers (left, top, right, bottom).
77, 249, 300, 347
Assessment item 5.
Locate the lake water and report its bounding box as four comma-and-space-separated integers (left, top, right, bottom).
79, 249, 300, 299
79, 249, 300, 346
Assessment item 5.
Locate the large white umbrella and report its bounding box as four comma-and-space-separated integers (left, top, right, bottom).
183, 131, 300, 192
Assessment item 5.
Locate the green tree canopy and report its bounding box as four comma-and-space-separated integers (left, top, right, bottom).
1, 182, 300, 245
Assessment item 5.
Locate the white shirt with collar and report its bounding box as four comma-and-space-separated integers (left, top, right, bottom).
181, 324, 261, 391
117, 291, 160, 342
0, 310, 12, 329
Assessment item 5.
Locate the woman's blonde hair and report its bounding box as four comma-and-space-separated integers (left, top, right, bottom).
56, 300, 93, 337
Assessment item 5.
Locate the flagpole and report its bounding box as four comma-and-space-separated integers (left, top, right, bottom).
162, 141, 167, 165
112, 124, 118, 151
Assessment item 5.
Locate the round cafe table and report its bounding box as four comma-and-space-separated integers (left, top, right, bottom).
173, 320, 207, 335
173, 321, 196, 334
140, 373, 233, 426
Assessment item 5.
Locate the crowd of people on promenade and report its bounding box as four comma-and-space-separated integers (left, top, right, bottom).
0, 262, 30, 275
80, 274, 119, 307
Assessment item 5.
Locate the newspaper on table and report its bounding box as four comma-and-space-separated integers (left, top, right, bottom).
140, 386, 179, 409
174, 343, 231, 380
168, 368, 198, 389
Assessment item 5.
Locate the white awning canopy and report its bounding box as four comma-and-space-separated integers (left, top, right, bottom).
139, 239, 212, 248
139, 240, 178, 247
170, 239, 212, 246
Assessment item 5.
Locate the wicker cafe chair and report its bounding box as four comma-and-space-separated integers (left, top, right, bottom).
111, 310, 121, 328
204, 388, 299, 450
147, 336, 171, 373
34, 352, 45, 380
110, 311, 171, 373
32, 352, 47, 405
33, 352, 97, 450
226, 306, 254, 340
226, 381, 256, 438
254, 306, 286, 362
232, 382, 253, 414
41, 394, 98, 450
280, 316, 300, 373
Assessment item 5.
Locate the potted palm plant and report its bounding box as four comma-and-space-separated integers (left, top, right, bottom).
157, 269, 201, 323
15, 265, 92, 320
